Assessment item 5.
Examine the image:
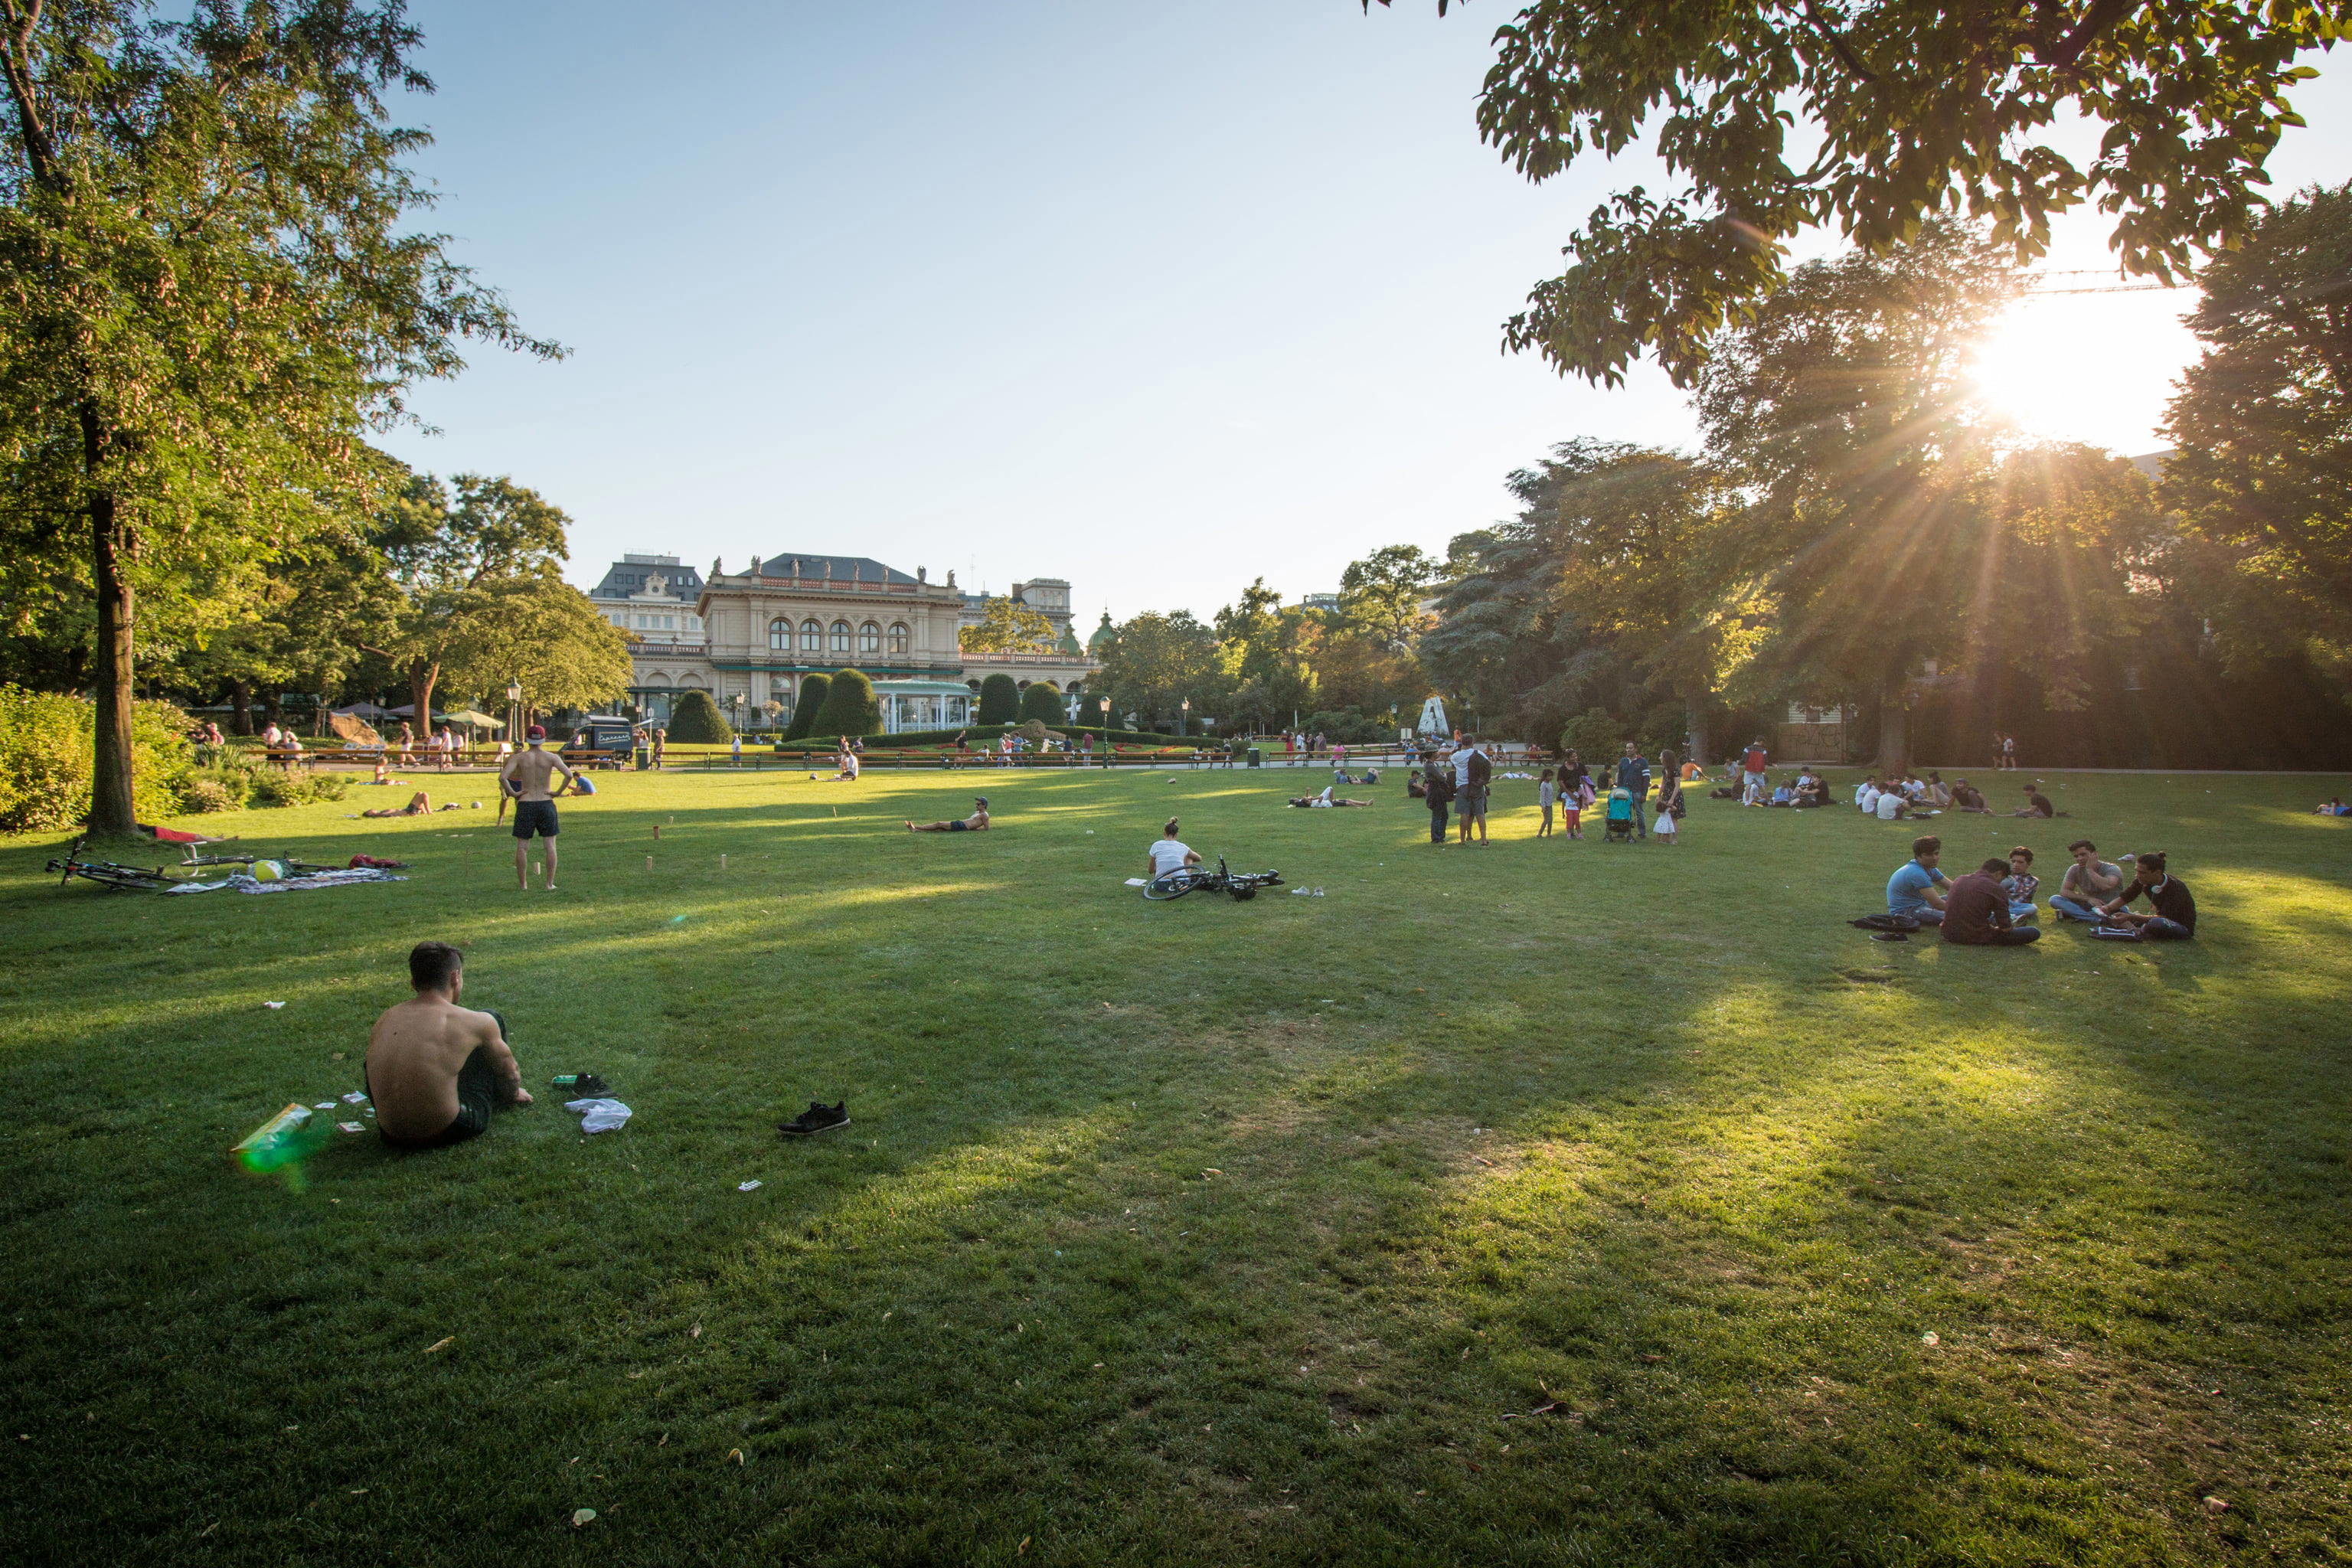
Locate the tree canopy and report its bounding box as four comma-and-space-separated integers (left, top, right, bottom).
1369, 0, 2335, 387
959, 597, 1056, 653
0, 0, 555, 830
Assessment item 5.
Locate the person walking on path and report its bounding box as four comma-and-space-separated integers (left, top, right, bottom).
498, 725, 577, 892
651, 727, 666, 769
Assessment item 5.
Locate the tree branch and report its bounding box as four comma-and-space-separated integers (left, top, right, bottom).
1801, 0, 1880, 83
2035, 0, 2145, 70
0, 0, 60, 190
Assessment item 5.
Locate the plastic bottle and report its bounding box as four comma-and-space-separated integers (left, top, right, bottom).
231, 1103, 330, 1176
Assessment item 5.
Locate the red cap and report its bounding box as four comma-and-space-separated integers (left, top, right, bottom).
525, 725, 547, 740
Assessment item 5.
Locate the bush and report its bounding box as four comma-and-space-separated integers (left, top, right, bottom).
782, 675, 829, 740
1305, 709, 1387, 746
1017, 681, 1067, 725
0, 685, 194, 834
976, 672, 1020, 724
178, 778, 240, 814
668, 689, 733, 744
253, 769, 347, 808
810, 668, 883, 737
1557, 706, 1622, 765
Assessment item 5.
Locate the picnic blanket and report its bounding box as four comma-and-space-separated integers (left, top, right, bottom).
163, 867, 407, 896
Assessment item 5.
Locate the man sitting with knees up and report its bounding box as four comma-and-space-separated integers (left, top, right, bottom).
2090, 851, 2197, 941
1941, 858, 2042, 946
364, 942, 531, 1149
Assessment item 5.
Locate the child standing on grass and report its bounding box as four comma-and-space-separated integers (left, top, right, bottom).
1563, 772, 1589, 840
1536, 767, 1557, 838
1654, 750, 1684, 844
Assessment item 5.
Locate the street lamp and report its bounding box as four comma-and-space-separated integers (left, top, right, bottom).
1181, 697, 1191, 736
507, 678, 522, 739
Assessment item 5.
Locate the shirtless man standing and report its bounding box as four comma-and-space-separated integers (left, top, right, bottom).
498, 724, 577, 891
364, 941, 530, 1148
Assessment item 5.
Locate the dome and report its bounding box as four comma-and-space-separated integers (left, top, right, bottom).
1086, 610, 1116, 654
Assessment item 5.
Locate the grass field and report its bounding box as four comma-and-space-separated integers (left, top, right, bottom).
2, 762, 2349, 1566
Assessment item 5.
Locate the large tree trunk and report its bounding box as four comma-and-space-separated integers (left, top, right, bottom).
1874, 678, 1910, 774
1682, 690, 1713, 769
88, 487, 139, 836
228, 679, 254, 735
408, 662, 438, 736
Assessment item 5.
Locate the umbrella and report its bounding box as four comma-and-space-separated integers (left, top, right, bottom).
440, 708, 501, 727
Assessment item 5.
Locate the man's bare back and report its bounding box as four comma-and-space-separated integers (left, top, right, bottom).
500, 746, 570, 802
367, 989, 528, 1145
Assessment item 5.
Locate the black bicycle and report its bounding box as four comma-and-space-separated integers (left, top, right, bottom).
46, 838, 178, 893
1144, 855, 1284, 902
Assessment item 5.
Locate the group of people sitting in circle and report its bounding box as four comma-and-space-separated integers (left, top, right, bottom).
1886, 835, 2195, 946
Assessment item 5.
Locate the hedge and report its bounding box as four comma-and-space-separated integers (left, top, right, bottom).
783, 673, 830, 740
763, 723, 1213, 753
808, 668, 883, 737
976, 672, 1020, 724
667, 689, 733, 744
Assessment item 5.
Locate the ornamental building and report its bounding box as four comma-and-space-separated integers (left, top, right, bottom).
585, 553, 1099, 731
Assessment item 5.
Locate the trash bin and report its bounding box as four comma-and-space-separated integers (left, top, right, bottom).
633, 745, 650, 771
1246, 747, 1262, 768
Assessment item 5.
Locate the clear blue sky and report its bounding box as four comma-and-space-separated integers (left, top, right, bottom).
379, 2, 2352, 626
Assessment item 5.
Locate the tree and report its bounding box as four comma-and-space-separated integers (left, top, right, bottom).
1090, 612, 1222, 730
1338, 544, 1439, 651
439, 572, 631, 720
1017, 679, 1067, 725
1367, 0, 2331, 387
364, 473, 572, 727
666, 689, 730, 744
0, 2, 554, 832
1547, 442, 1762, 765
810, 668, 881, 737
2160, 182, 2352, 681
976, 672, 1020, 724
783, 673, 830, 740
959, 597, 1055, 653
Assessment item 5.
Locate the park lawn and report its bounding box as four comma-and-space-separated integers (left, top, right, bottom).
1, 763, 2348, 1567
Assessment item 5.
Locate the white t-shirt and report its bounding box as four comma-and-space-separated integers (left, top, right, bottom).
1874, 791, 1904, 821
1147, 839, 1193, 875
1857, 784, 1878, 812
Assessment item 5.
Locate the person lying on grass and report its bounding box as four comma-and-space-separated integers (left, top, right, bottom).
363, 790, 434, 818
908, 798, 991, 832
1887, 835, 1952, 926
1941, 858, 2042, 946
1289, 787, 1373, 807
364, 941, 530, 1150
2090, 851, 2197, 941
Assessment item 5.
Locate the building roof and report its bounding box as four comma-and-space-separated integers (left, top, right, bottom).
1087, 611, 1118, 654
590, 557, 705, 599
757, 554, 917, 586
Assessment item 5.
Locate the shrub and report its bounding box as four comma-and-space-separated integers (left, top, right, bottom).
0, 685, 194, 834
976, 672, 1020, 724
667, 689, 733, 744
253, 769, 347, 808
1305, 709, 1387, 746
810, 668, 882, 737
1557, 707, 1622, 764
1017, 680, 1066, 725
783, 674, 830, 740
178, 778, 240, 814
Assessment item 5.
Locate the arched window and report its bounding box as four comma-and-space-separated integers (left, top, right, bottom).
887, 622, 910, 655
768, 617, 790, 650
858, 621, 881, 655
800, 619, 822, 652
830, 619, 852, 654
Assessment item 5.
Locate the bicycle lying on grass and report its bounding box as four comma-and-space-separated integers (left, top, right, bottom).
1143, 856, 1285, 902
44, 838, 345, 893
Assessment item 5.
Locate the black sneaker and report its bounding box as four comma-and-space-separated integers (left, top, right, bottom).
777, 1100, 850, 1138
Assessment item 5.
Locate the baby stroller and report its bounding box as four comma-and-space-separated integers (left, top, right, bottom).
1602, 786, 1636, 844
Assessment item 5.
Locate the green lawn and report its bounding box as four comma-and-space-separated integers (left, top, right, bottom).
2, 763, 2349, 1566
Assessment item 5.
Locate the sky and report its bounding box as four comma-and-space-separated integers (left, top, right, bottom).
380, 2, 2352, 626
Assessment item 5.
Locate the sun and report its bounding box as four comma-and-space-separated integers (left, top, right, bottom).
1964, 292, 2201, 452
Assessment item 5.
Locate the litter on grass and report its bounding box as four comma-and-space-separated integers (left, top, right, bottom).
263, 1001, 286, 1009
341, 1092, 368, 1104
1124, 877, 1149, 887
336, 1121, 364, 1134
564, 1097, 632, 1135
737, 1180, 762, 1192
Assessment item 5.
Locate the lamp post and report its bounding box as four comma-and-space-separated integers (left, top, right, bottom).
507, 678, 522, 741
1181, 697, 1191, 737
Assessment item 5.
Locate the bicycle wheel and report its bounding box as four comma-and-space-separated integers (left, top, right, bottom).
1144, 870, 1205, 900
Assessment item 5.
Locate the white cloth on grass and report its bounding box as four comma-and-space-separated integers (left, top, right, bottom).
564, 1097, 632, 1134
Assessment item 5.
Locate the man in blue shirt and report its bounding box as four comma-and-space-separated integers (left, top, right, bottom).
1615, 743, 1651, 840
1886, 835, 1951, 925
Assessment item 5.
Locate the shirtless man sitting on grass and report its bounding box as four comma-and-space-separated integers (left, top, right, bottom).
908, 797, 990, 832
498, 724, 577, 891
364, 941, 530, 1149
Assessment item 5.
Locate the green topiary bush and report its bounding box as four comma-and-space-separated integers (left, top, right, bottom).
810, 668, 883, 737
1017, 681, 1066, 725
975, 672, 1020, 724
667, 689, 733, 744
782, 675, 829, 740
